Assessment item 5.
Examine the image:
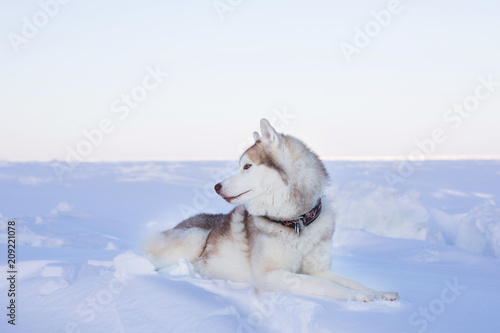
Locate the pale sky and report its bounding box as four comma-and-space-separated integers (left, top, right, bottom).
1, 0, 499, 161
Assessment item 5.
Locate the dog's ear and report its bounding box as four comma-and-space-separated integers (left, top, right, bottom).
253, 131, 261, 142
260, 118, 279, 147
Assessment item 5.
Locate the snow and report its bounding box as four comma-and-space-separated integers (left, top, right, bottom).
1, 160, 500, 332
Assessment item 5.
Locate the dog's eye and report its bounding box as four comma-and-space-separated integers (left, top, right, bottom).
243, 163, 252, 170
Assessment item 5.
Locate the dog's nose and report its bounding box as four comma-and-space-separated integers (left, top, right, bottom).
214, 183, 222, 193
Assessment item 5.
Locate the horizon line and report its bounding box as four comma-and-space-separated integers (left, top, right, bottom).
2, 155, 500, 163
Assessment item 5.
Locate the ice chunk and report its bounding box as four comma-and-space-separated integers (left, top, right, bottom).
456, 200, 500, 258
113, 251, 156, 277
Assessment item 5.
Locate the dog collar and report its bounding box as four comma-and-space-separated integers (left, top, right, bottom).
269, 198, 322, 236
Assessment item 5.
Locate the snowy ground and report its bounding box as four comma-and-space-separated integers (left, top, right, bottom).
1, 160, 500, 332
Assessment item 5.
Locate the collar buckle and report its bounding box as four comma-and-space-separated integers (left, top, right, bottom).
269, 198, 322, 237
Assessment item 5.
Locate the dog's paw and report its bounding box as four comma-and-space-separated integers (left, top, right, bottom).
380, 291, 399, 301
353, 292, 376, 303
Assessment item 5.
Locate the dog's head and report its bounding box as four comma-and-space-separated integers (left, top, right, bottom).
214, 119, 328, 220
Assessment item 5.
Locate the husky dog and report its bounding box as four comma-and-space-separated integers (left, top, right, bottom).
144, 119, 399, 302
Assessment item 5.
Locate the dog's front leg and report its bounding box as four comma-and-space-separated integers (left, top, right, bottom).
314, 271, 399, 301
255, 270, 376, 302
300, 241, 399, 301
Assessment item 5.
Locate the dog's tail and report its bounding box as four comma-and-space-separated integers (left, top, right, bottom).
142, 227, 211, 270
